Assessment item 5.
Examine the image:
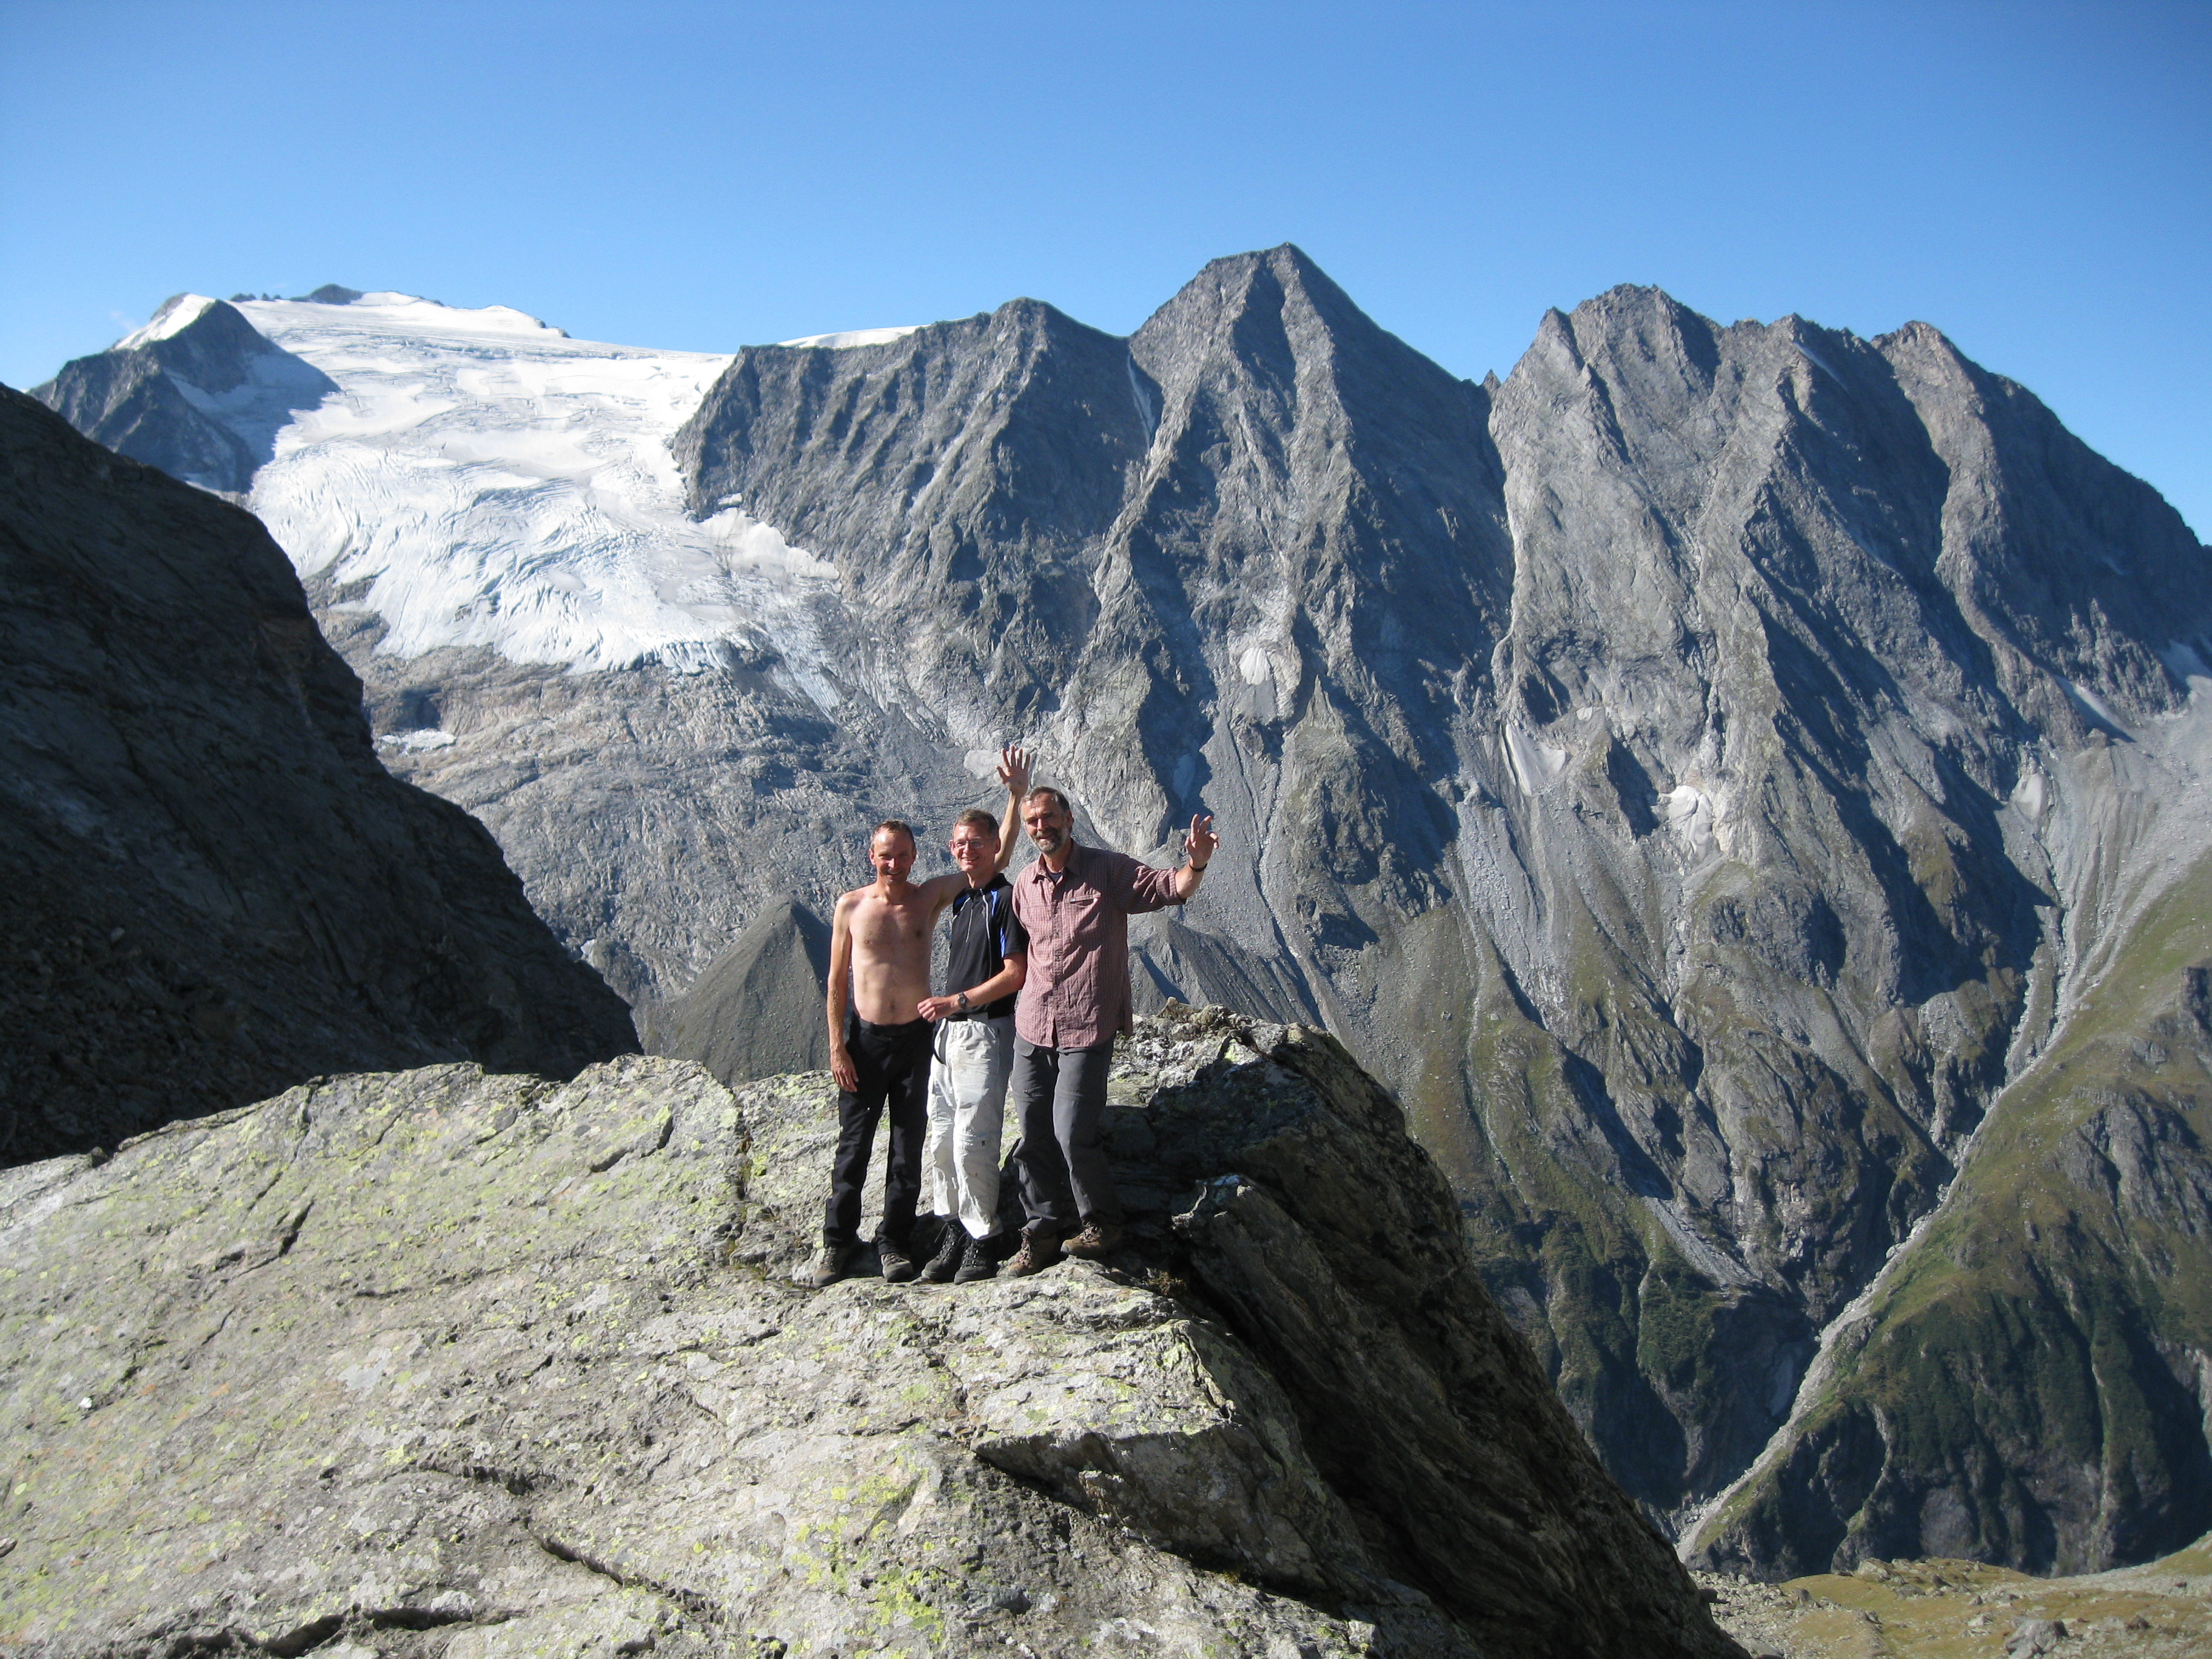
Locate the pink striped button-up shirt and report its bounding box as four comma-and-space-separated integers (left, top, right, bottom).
1010, 842, 1184, 1050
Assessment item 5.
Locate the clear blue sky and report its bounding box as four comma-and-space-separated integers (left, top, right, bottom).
4, 0, 2206, 535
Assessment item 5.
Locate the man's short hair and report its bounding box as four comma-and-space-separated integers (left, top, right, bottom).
871, 819, 916, 850
951, 807, 1000, 840
1022, 785, 1072, 819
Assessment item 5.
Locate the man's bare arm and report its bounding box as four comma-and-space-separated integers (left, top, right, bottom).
993, 745, 1032, 874
918, 952, 1027, 1022
913, 870, 969, 914
826, 894, 859, 1091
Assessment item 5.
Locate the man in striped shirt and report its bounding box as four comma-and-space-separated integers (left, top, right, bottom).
1000, 787, 1218, 1274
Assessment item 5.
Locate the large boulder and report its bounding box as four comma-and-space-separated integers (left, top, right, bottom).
0, 1007, 1738, 1658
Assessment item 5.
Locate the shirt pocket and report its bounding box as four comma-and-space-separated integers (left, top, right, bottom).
1054, 883, 1107, 927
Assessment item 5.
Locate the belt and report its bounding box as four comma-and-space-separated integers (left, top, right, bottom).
851, 1014, 930, 1036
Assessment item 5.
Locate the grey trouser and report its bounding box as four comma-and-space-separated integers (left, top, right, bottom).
1010, 1036, 1120, 1235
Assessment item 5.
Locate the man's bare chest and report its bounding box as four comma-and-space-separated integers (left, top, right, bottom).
853, 897, 933, 959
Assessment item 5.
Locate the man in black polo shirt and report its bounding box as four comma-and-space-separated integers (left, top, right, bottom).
914, 806, 1030, 1282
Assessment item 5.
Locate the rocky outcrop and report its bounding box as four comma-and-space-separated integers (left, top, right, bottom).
0, 387, 638, 1164
0, 1006, 1739, 1659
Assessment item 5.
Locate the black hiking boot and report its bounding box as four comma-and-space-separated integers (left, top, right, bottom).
954, 1234, 999, 1282
920, 1220, 967, 1282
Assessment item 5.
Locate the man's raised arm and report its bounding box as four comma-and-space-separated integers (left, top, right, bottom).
993, 745, 1032, 874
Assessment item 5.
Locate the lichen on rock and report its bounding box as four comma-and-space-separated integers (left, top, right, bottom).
0, 1008, 1738, 1658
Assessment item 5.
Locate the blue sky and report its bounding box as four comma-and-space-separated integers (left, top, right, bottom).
3, 0, 2206, 535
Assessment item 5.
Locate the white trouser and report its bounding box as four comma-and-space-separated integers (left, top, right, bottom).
924, 1014, 1013, 1239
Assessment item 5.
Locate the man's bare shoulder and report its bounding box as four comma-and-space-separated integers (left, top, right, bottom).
833, 885, 874, 918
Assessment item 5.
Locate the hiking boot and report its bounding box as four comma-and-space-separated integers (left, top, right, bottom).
999, 1228, 1061, 1278
876, 1231, 918, 1284
920, 1220, 967, 1283
1059, 1221, 1124, 1259
953, 1234, 1000, 1283
804, 1241, 857, 1289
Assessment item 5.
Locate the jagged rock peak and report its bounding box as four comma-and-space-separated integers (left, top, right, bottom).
1132, 241, 1468, 397
31, 296, 335, 495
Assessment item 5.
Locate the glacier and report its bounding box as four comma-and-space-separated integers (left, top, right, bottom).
204, 291, 843, 694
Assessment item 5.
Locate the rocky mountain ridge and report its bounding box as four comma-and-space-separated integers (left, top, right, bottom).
0, 386, 637, 1163
29, 253, 2212, 1579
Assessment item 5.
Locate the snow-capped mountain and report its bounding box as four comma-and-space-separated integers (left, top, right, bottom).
29, 260, 2212, 1582
44, 288, 854, 685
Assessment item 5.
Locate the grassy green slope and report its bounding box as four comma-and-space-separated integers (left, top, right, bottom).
1697, 850, 2212, 1575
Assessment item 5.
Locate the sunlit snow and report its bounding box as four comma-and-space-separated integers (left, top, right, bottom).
116, 293, 218, 350
226, 292, 842, 698
1502, 726, 1569, 794
776, 326, 920, 350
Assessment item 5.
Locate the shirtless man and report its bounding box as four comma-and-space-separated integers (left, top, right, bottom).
806, 748, 1030, 1288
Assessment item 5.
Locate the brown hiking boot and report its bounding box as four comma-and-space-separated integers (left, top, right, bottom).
1059, 1221, 1124, 1259
803, 1241, 858, 1289
1000, 1228, 1062, 1277
875, 1231, 918, 1284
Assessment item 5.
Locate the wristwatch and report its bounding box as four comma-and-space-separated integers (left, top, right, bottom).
956, 991, 972, 1013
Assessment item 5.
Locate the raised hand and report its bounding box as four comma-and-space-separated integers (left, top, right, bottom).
1184, 813, 1218, 868
997, 744, 1033, 797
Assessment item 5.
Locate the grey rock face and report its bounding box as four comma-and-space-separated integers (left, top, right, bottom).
38, 252, 2212, 1577
33, 296, 337, 494
0, 388, 637, 1164
0, 1007, 1740, 1659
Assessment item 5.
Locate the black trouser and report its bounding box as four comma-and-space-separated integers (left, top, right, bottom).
1011, 1036, 1120, 1235
824, 1014, 931, 1248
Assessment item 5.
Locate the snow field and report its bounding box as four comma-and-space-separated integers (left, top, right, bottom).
226, 293, 840, 700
